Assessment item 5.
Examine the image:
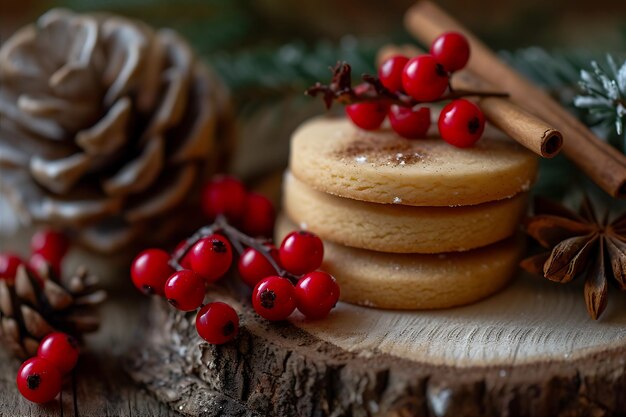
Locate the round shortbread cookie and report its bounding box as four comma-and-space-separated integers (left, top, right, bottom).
283, 172, 527, 253
289, 117, 538, 207
277, 215, 524, 310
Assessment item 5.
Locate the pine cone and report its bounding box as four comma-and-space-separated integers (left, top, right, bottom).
0, 9, 234, 253
0, 263, 105, 359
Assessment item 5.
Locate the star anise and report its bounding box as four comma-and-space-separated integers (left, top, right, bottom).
521, 197, 626, 320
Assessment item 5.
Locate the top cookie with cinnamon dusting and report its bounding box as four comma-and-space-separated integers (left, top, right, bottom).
289, 116, 538, 207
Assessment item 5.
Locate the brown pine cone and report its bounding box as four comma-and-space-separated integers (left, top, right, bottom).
0, 263, 105, 359
0, 9, 234, 253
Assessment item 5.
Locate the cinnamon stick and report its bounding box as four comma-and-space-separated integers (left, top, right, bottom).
404, 1, 626, 197
377, 45, 563, 158
479, 98, 563, 158
455, 71, 563, 158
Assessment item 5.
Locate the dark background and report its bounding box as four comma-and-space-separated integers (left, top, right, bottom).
2, 0, 625, 53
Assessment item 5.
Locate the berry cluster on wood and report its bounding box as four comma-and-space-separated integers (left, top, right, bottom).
0, 230, 81, 404
130, 175, 340, 346
1, 229, 103, 404
307, 32, 504, 148
16, 332, 79, 403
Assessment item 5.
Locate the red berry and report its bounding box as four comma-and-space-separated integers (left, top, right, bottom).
37, 332, 79, 374
252, 276, 296, 321
388, 105, 431, 139
201, 175, 247, 222
402, 55, 449, 102
165, 270, 206, 311
438, 99, 485, 148
345, 103, 389, 131
0, 253, 24, 283
345, 84, 388, 131
240, 193, 275, 237
430, 32, 470, 72
30, 229, 70, 265
238, 246, 279, 288
279, 231, 324, 275
29, 253, 60, 280
378, 55, 410, 92
188, 235, 232, 283
195, 302, 239, 344
295, 271, 340, 320
130, 249, 174, 296
16, 357, 62, 404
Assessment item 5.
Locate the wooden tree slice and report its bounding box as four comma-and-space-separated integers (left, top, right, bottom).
127, 275, 626, 417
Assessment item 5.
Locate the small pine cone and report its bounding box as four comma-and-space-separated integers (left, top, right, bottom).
0, 264, 105, 359
0, 9, 234, 253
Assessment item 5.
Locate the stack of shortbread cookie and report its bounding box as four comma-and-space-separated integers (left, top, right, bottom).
277, 117, 538, 310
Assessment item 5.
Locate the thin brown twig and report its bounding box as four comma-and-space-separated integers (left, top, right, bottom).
305, 61, 508, 110
169, 216, 300, 283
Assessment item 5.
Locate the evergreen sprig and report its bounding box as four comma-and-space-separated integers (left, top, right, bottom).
500, 47, 594, 93
208, 37, 380, 101
574, 55, 626, 150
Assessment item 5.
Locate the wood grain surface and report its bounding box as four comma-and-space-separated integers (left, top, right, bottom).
289, 273, 626, 367
127, 284, 626, 417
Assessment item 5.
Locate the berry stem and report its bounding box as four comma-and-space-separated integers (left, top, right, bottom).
217, 218, 300, 282
170, 216, 299, 282
217, 218, 247, 255
170, 224, 219, 271
447, 79, 455, 94
306, 61, 508, 110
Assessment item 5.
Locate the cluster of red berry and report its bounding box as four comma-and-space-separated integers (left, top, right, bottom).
345, 32, 486, 148
0, 229, 70, 285
16, 332, 80, 403
0, 230, 76, 404
130, 175, 340, 346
